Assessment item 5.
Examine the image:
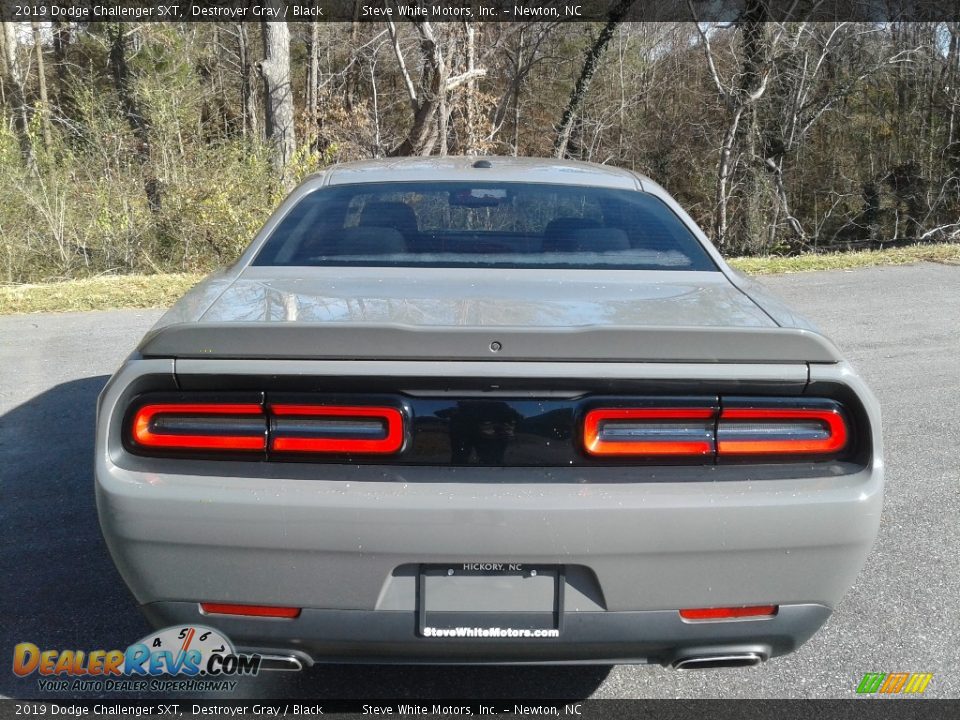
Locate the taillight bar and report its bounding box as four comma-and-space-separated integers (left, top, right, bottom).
717, 407, 848, 456
128, 399, 406, 456
131, 403, 266, 451
583, 408, 716, 457
582, 400, 849, 459
270, 405, 404, 454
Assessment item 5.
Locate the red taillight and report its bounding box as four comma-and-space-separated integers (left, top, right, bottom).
129, 401, 405, 456
131, 403, 266, 451
717, 407, 848, 456
269, 405, 404, 454
200, 603, 301, 619
679, 605, 778, 621
583, 407, 716, 457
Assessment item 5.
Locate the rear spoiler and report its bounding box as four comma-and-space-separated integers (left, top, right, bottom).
138, 323, 843, 364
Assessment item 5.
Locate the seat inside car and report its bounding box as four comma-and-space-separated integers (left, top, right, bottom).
542, 217, 602, 252
566, 227, 630, 252
358, 201, 420, 244
291, 226, 406, 260
543, 217, 629, 253
332, 226, 406, 255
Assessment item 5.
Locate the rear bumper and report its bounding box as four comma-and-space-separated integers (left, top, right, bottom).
95, 358, 883, 665
142, 601, 831, 666
96, 460, 880, 664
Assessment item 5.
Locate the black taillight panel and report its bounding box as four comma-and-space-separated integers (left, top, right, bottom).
122, 391, 865, 467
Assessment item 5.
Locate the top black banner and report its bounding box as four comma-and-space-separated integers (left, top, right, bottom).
3, 0, 960, 23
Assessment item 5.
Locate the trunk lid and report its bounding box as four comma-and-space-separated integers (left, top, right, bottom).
140, 268, 840, 364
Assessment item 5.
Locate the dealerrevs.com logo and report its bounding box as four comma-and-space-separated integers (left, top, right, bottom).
13, 625, 262, 692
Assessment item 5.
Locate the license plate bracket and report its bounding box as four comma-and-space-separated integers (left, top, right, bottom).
418, 564, 563, 638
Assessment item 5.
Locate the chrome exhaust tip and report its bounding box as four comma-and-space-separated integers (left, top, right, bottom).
257, 654, 304, 672
672, 652, 765, 670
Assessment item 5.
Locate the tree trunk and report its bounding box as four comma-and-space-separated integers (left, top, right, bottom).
512, 30, 524, 156
409, 21, 445, 156
766, 156, 808, 247
0, 22, 8, 109
51, 20, 74, 117
695, 0, 773, 251
2, 22, 34, 165
714, 106, 744, 246
108, 22, 161, 211
389, 21, 444, 156
344, 1, 362, 111
306, 15, 319, 144
554, 0, 636, 159
731, 16, 768, 253
438, 72, 449, 156
236, 23, 259, 141
31, 21, 52, 150
945, 25, 959, 184
464, 21, 477, 154
259, 8, 296, 185
212, 24, 229, 138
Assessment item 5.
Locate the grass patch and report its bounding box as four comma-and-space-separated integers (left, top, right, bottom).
0, 273, 204, 314
729, 242, 960, 275
1, 243, 958, 314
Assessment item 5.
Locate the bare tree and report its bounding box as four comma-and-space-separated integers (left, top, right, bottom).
689, 1, 784, 249
0, 23, 7, 107
463, 21, 478, 154
554, 0, 637, 159
2, 22, 33, 164
232, 23, 260, 140
51, 20, 70, 99
31, 21, 52, 150
482, 23, 558, 155
762, 24, 914, 247
344, 0, 363, 111
108, 23, 162, 211
259, 8, 296, 183
387, 21, 486, 156
305, 14, 320, 143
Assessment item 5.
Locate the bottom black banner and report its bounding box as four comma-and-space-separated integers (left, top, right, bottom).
0, 700, 955, 720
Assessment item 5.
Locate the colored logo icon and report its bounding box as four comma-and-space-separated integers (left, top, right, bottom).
856, 672, 933, 695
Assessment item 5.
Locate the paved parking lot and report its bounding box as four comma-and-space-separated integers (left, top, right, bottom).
1, 262, 957, 699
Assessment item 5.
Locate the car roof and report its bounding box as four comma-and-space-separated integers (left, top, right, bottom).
309, 156, 649, 191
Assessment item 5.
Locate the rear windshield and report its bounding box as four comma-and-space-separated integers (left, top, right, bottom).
252, 182, 717, 271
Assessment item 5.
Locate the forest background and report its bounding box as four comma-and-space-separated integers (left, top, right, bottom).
2, 11, 959, 284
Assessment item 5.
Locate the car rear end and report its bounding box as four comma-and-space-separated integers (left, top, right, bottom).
94, 160, 882, 667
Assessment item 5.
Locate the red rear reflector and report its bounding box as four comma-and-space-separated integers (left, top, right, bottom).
583, 408, 716, 456
679, 605, 778, 621
269, 405, 404, 454
717, 407, 848, 455
200, 603, 301, 619
132, 403, 266, 451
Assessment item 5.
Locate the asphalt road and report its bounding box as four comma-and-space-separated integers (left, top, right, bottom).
1, 262, 958, 700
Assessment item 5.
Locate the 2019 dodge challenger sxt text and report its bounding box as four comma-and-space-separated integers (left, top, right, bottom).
95, 157, 882, 669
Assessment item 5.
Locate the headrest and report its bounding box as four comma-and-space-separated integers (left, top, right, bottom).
542, 217, 602, 252
358, 201, 419, 237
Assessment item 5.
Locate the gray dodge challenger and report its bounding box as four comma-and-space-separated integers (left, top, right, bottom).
96, 157, 882, 669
